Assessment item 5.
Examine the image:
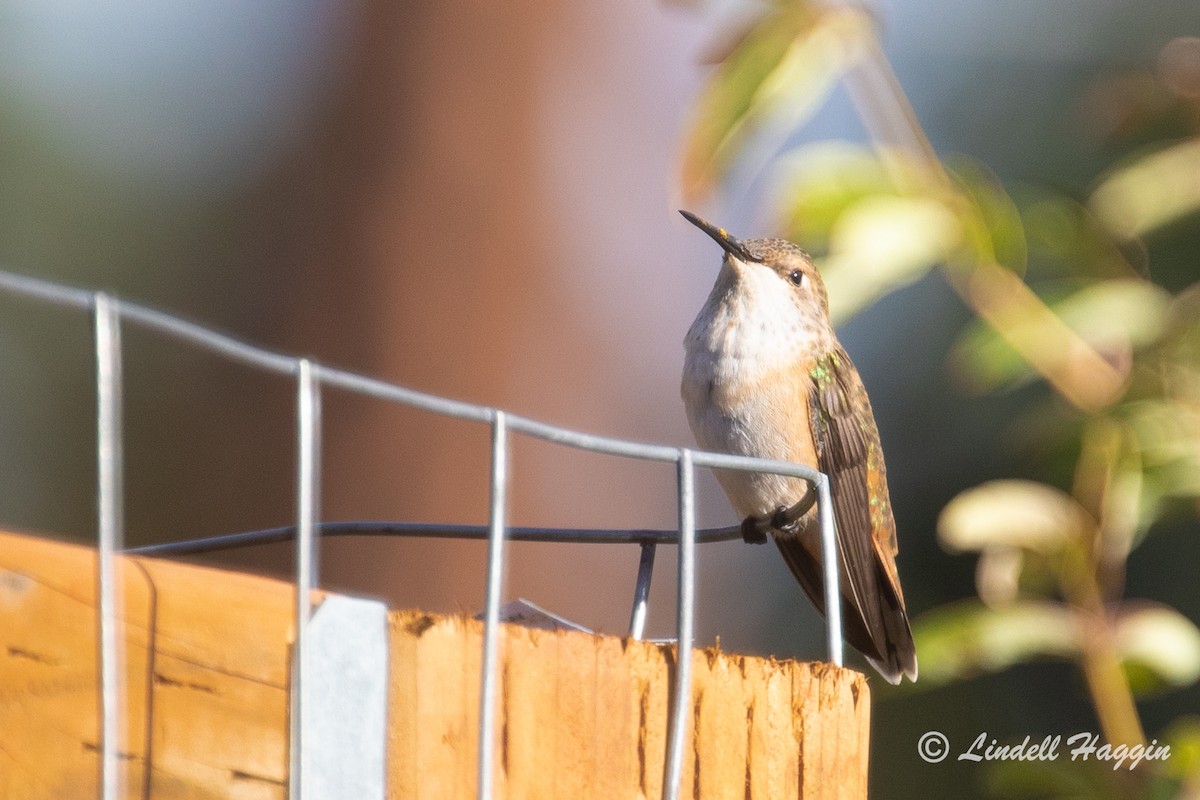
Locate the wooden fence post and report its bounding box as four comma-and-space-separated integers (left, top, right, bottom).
0, 530, 870, 799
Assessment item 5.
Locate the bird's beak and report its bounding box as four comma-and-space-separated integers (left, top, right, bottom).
679, 210, 761, 263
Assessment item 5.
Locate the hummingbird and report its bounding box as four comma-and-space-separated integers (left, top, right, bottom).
678, 210, 917, 684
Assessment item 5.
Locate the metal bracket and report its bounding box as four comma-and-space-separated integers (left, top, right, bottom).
298, 595, 389, 800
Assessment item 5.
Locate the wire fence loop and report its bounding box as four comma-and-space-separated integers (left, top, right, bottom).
0, 269, 846, 800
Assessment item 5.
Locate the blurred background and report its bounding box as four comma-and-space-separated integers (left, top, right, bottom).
1, 0, 1197, 797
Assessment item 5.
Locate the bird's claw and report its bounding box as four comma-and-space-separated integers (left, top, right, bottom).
741, 483, 818, 543
771, 484, 818, 534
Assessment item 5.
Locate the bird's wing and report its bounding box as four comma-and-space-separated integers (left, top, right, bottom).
807, 346, 916, 682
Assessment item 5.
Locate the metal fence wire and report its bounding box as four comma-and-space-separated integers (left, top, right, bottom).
0, 269, 844, 800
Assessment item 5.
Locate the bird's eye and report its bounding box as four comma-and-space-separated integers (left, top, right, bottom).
788, 269, 805, 287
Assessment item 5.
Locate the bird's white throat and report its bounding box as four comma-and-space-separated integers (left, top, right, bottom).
683, 260, 823, 385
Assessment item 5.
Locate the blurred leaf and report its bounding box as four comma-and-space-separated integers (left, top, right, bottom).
950, 279, 1170, 394
1090, 137, 1200, 240
948, 286, 1073, 395
1105, 441, 1150, 556
776, 143, 960, 322
775, 141, 937, 246
1116, 603, 1200, 691
986, 758, 1124, 800
1056, 279, 1171, 354
1148, 456, 1200, 501
1124, 400, 1200, 531
1019, 191, 1141, 280
913, 600, 1078, 684
1162, 281, 1200, 344
949, 157, 1029, 274
938, 479, 1089, 554
1162, 716, 1200, 784
975, 546, 1024, 607
819, 194, 960, 322
680, 4, 872, 201
775, 141, 893, 246
1127, 401, 1200, 466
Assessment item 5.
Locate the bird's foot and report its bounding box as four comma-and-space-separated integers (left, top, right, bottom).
770, 485, 818, 535
740, 516, 770, 545
742, 484, 818, 542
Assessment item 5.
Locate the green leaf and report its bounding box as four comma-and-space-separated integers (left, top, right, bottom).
773, 142, 960, 321
680, 4, 872, 200
1120, 400, 1200, 537
775, 141, 908, 246
913, 600, 1079, 684
949, 278, 1171, 394
986, 758, 1125, 800
1055, 279, 1172, 353
818, 193, 960, 322
1018, 191, 1133, 280
938, 480, 1088, 554
949, 315, 1043, 395
1126, 400, 1200, 474
1116, 603, 1200, 691
974, 546, 1025, 607
1162, 716, 1200, 782
1090, 138, 1200, 240
949, 157, 1029, 274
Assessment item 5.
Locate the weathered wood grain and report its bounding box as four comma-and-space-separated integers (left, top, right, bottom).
0, 530, 870, 799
